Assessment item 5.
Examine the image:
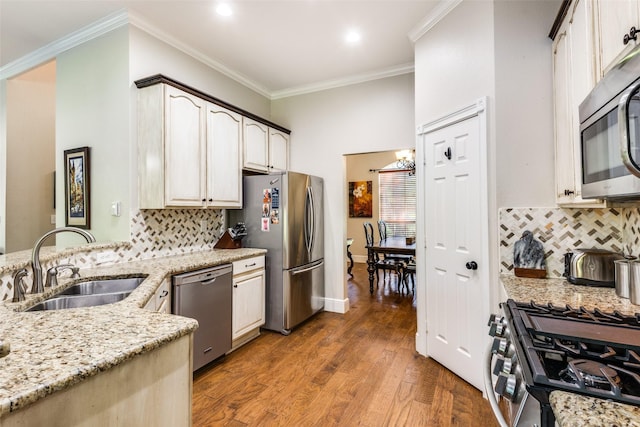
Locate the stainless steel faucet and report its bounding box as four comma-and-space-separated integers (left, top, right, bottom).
45, 264, 80, 288
12, 268, 28, 302
31, 227, 96, 294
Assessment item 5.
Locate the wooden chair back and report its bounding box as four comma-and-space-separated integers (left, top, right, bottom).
363, 222, 375, 247
377, 220, 388, 240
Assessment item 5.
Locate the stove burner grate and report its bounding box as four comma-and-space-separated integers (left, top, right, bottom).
504, 299, 640, 407
524, 301, 640, 326
559, 359, 621, 390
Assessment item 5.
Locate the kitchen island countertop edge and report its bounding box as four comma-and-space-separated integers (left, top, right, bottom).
0, 248, 266, 417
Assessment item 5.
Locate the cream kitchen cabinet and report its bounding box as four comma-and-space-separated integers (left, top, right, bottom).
552, 0, 606, 207
231, 255, 266, 349
206, 103, 243, 208
243, 117, 289, 173
594, 0, 640, 77
268, 127, 289, 172
144, 277, 171, 314
2, 334, 192, 427
137, 83, 242, 209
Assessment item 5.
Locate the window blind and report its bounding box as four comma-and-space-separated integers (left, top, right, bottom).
378, 169, 416, 237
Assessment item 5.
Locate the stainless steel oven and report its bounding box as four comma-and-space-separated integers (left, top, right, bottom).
485, 312, 541, 427
485, 300, 640, 427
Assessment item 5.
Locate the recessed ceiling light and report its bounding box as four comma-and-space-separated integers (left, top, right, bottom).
216, 3, 233, 17
345, 29, 362, 45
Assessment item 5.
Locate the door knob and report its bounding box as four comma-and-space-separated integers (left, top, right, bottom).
466, 261, 478, 270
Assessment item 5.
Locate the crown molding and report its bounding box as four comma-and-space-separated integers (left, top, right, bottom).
270, 63, 415, 100
0, 10, 129, 80
407, 0, 463, 43
2, 8, 425, 99
128, 11, 272, 99
128, 11, 416, 100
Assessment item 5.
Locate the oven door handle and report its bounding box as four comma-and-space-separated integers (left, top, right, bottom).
484, 342, 509, 427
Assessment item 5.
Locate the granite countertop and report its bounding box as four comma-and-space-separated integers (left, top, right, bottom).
500, 274, 640, 426
0, 248, 266, 418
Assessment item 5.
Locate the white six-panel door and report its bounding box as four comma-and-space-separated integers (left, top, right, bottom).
418, 99, 489, 391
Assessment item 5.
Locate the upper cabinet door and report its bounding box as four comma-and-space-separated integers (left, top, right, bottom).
206, 103, 243, 208
594, 0, 640, 77
243, 118, 269, 172
268, 129, 289, 172
552, 0, 607, 207
164, 86, 206, 207
553, 29, 577, 204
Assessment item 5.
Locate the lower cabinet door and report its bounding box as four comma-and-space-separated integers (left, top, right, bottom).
232, 269, 265, 339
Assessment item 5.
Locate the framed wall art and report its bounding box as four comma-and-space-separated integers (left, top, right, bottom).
64, 147, 90, 229
349, 180, 372, 218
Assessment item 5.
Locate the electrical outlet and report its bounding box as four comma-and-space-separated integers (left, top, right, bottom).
96, 252, 116, 265
200, 220, 207, 233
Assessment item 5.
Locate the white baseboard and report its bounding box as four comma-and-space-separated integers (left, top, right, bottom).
323, 297, 349, 314
353, 255, 367, 264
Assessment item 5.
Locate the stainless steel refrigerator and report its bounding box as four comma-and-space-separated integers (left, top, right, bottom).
231, 171, 324, 335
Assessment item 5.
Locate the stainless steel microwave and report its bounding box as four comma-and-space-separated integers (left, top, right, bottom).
579, 45, 640, 200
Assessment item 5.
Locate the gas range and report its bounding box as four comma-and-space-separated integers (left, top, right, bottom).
487, 299, 640, 427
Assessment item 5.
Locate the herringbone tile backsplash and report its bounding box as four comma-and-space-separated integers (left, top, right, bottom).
500, 207, 640, 278
127, 209, 226, 261
0, 209, 228, 301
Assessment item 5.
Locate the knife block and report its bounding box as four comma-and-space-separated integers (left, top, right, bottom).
214, 231, 243, 249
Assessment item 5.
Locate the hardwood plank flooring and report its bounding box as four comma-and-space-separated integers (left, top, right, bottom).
192, 262, 498, 426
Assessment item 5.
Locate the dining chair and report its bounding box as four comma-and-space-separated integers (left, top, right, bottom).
402, 258, 416, 294
364, 222, 403, 286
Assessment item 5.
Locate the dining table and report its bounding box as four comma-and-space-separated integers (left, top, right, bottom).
366, 236, 416, 294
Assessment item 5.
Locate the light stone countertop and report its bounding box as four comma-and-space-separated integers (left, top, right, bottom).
499, 274, 640, 426
0, 248, 266, 418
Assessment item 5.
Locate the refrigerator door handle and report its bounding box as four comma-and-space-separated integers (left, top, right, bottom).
291, 260, 324, 275
305, 186, 315, 255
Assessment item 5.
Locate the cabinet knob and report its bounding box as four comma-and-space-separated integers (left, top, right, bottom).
466, 261, 478, 270
624, 26, 639, 45
202, 198, 206, 202
208, 198, 213, 202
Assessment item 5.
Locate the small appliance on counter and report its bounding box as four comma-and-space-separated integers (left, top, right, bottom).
563, 248, 624, 287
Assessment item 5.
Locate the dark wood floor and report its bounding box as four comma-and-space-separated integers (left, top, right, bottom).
192, 262, 498, 426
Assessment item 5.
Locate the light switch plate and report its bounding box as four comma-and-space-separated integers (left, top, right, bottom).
111, 202, 121, 217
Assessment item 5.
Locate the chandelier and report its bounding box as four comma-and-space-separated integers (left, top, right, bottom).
395, 149, 415, 175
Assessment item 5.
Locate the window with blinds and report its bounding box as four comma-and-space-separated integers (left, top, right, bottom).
378, 169, 416, 237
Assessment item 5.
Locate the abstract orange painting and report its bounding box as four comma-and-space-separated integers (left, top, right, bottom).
349, 181, 372, 218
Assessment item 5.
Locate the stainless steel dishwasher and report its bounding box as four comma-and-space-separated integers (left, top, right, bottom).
172, 264, 232, 371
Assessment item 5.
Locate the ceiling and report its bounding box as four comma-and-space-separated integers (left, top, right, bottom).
0, 0, 441, 98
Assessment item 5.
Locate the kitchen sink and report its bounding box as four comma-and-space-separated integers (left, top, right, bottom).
57, 277, 145, 296
26, 292, 131, 311
25, 276, 146, 312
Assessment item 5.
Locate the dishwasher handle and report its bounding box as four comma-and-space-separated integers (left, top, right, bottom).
173, 264, 232, 285
201, 277, 218, 285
